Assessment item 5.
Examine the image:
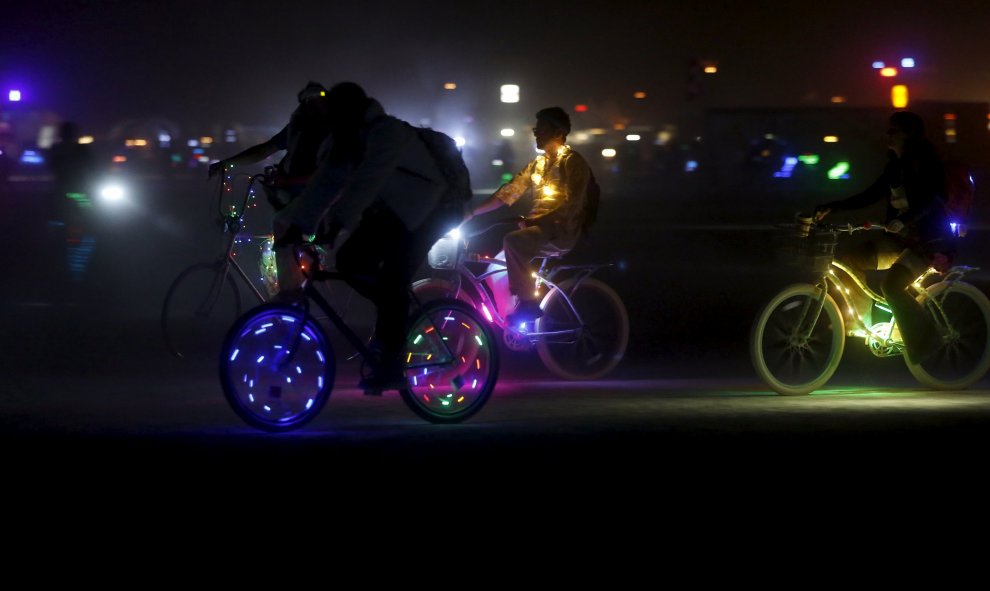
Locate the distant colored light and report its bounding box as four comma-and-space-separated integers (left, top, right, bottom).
703, 66, 718, 74
685, 160, 698, 172
830, 96, 847, 104
944, 113, 957, 121
625, 134, 641, 141
891, 84, 909, 108
880, 67, 898, 77
798, 154, 820, 165
8, 90, 21, 102
901, 58, 915, 68
187, 139, 199, 147
613, 123, 626, 131
601, 148, 617, 158
454, 136, 466, 147
125, 138, 148, 147
773, 156, 799, 178
500, 128, 515, 137
20, 150, 43, 164
443, 82, 457, 90
823, 135, 839, 143
574, 104, 588, 112
872, 61, 885, 69
112, 155, 127, 163
491, 159, 504, 166
158, 133, 171, 143
500, 84, 520, 103
77, 136, 94, 145
828, 161, 850, 180
633, 91, 647, 99
501, 172, 514, 183
200, 136, 214, 145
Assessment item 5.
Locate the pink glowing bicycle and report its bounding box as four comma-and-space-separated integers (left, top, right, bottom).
414, 220, 629, 380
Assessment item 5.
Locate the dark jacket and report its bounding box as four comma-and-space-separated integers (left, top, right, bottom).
822, 144, 953, 256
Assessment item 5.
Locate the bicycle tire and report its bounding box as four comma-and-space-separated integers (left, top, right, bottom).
399, 299, 499, 423
535, 277, 629, 380
751, 283, 845, 395
161, 261, 242, 360
906, 281, 990, 389
219, 303, 335, 432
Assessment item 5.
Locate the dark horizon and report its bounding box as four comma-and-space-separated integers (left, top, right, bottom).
3, 0, 990, 133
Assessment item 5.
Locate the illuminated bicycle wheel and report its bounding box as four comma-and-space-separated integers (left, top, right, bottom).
751, 283, 845, 395
162, 262, 242, 360
400, 299, 498, 423
536, 278, 629, 380
907, 281, 990, 390
219, 303, 335, 432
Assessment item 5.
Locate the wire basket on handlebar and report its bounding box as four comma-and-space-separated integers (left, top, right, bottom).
774, 222, 838, 273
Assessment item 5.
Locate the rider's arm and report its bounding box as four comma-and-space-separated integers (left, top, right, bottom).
209, 127, 288, 177
467, 161, 534, 220
817, 161, 890, 216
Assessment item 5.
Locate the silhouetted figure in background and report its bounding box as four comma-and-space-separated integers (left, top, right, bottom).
815, 110, 952, 364
466, 107, 592, 325
274, 81, 461, 393
209, 81, 332, 208
48, 121, 96, 223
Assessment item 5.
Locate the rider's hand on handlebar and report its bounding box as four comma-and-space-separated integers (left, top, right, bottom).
814, 207, 831, 222
885, 219, 906, 235
208, 160, 228, 179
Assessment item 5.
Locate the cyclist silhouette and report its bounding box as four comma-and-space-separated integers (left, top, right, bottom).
814, 111, 953, 364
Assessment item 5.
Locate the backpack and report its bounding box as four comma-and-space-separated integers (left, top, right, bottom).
942, 159, 975, 237
582, 170, 601, 235
411, 125, 473, 215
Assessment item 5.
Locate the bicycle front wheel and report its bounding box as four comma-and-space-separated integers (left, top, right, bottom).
907, 281, 990, 389
400, 299, 499, 423
219, 303, 335, 432
751, 283, 845, 395
162, 262, 242, 360
535, 278, 630, 380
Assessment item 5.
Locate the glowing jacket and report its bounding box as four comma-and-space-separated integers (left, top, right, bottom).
495, 145, 590, 247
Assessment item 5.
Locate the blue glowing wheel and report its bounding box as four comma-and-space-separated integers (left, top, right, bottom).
400, 299, 498, 423
219, 304, 335, 432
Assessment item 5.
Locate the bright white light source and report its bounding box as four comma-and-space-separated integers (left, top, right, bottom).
901, 58, 915, 68
625, 134, 641, 141
500, 128, 515, 137
8, 90, 21, 102
99, 184, 126, 204
454, 136, 466, 147
447, 227, 461, 240
500, 84, 520, 103
601, 148, 617, 158
872, 61, 885, 69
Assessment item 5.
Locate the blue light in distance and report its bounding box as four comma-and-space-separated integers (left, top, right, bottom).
901, 58, 915, 68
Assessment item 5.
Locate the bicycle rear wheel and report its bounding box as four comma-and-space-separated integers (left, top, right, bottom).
535, 278, 629, 380
162, 261, 243, 360
907, 281, 990, 389
400, 299, 499, 423
219, 303, 335, 432
751, 283, 845, 395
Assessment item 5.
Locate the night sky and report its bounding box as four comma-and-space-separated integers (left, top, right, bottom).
3, 0, 990, 132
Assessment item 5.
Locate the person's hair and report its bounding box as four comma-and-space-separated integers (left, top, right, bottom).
326, 82, 369, 117
890, 110, 925, 139
297, 81, 327, 103
536, 107, 571, 136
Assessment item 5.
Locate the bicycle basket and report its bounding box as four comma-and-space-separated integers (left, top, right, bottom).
427, 234, 464, 270
774, 224, 837, 272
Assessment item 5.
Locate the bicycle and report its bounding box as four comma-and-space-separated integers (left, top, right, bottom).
751, 217, 990, 395
161, 168, 336, 359
219, 249, 500, 431
413, 219, 629, 380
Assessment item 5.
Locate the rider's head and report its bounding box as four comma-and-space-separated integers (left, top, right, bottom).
534, 107, 570, 151
297, 81, 330, 119
887, 110, 925, 157
325, 81, 370, 132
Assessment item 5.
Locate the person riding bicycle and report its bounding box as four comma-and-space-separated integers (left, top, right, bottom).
273, 81, 460, 393
464, 107, 591, 326
814, 110, 954, 364
208, 81, 332, 208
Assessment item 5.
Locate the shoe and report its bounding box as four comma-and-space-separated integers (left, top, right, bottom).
506, 299, 543, 327
358, 373, 408, 396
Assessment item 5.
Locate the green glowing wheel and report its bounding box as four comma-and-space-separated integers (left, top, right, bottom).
751, 283, 846, 395
400, 299, 498, 423
906, 281, 990, 390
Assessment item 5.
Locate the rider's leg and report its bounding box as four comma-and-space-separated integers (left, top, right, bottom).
882, 259, 939, 364
503, 225, 548, 322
